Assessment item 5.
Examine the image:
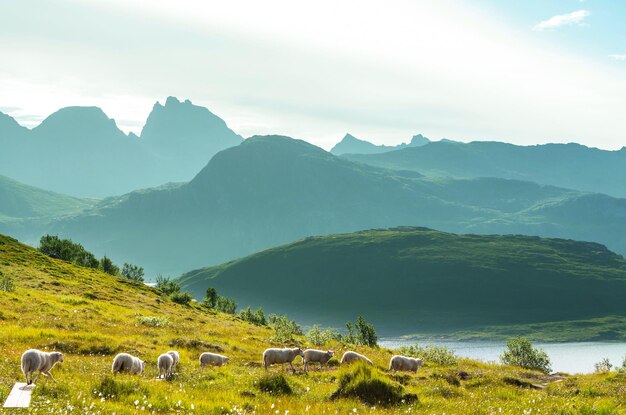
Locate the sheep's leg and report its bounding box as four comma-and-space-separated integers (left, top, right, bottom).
32, 372, 41, 384
45, 372, 57, 382
319, 362, 323, 371
289, 362, 296, 373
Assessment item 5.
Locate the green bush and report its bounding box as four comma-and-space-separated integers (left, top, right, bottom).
594, 358, 612, 373
95, 377, 146, 400
257, 374, 292, 395
155, 275, 181, 295
306, 324, 342, 346
330, 363, 416, 406
99, 256, 119, 276
239, 306, 267, 325
121, 263, 144, 282
269, 314, 303, 343
215, 296, 237, 314
345, 316, 377, 346
39, 235, 99, 268
203, 287, 218, 308
398, 343, 458, 366
170, 291, 193, 305
0, 271, 15, 292
500, 337, 551, 374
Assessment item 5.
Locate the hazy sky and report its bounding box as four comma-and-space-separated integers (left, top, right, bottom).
1, 0, 625, 150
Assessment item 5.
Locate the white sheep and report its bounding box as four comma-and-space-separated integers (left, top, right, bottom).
303, 349, 334, 372
262, 347, 304, 372
112, 353, 145, 375
21, 349, 64, 385
167, 350, 180, 373
389, 355, 424, 372
340, 351, 373, 366
158, 353, 174, 379
199, 352, 230, 368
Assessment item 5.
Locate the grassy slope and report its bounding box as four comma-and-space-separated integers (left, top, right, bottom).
0, 234, 625, 414
0, 236, 626, 414
179, 227, 626, 338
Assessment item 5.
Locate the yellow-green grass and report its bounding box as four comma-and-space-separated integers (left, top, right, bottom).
1, 234, 625, 414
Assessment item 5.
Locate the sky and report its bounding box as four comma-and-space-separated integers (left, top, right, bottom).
0, 0, 625, 150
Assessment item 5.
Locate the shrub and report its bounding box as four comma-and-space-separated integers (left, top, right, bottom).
94, 377, 146, 400
121, 263, 144, 282
500, 337, 551, 374
137, 315, 169, 327
99, 256, 119, 276
239, 306, 267, 325
269, 314, 303, 343
170, 291, 193, 305
0, 271, 15, 292
204, 287, 218, 308
306, 325, 342, 346
330, 363, 416, 406
155, 275, 181, 295
594, 358, 612, 373
398, 343, 458, 366
257, 373, 292, 395
39, 235, 99, 268
345, 316, 377, 346
216, 295, 237, 314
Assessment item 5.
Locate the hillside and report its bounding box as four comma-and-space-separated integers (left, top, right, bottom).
1, 233, 625, 414
38, 135, 626, 276
342, 140, 626, 198
178, 227, 626, 336
330, 133, 430, 155
0, 97, 241, 197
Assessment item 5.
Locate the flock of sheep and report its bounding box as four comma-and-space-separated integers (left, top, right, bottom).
19, 347, 424, 385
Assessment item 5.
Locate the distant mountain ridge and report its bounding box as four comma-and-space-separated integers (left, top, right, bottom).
342, 140, 626, 198
35, 135, 626, 277
330, 133, 430, 155
178, 227, 626, 335
0, 97, 242, 197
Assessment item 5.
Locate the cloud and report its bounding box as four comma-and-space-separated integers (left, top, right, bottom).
609, 54, 626, 61
533, 10, 590, 31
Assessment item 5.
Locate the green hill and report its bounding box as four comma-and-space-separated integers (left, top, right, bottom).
342, 140, 626, 198
1, 233, 625, 414
179, 227, 626, 337
41, 135, 626, 277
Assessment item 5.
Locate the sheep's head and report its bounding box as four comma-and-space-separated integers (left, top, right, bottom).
140, 360, 146, 373
416, 358, 424, 367
52, 352, 64, 363
296, 347, 304, 357
327, 350, 335, 357
224, 357, 230, 364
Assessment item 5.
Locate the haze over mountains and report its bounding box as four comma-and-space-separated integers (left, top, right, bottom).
0, 97, 241, 197
330, 133, 430, 155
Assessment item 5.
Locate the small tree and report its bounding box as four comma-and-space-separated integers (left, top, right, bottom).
99, 256, 119, 276
121, 263, 144, 282
170, 291, 193, 305
204, 287, 218, 308
594, 358, 612, 373
345, 316, 377, 346
501, 337, 551, 374
269, 314, 303, 343
215, 296, 237, 314
155, 275, 181, 295
306, 324, 342, 346
239, 306, 267, 325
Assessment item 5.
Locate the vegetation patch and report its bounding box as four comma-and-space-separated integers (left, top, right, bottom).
95, 376, 148, 400
169, 338, 224, 352
137, 315, 169, 328
257, 373, 292, 395
331, 363, 417, 406
398, 343, 458, 366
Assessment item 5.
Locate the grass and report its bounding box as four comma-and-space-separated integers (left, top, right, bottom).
1, 233, 625, 414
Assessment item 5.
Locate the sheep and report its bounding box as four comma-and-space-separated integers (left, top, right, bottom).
21, 349, 64, 385
303, 349, 334, 372
112, 353, 145, 375
199, 352, 230, 368
167, 350, 180, 373
389, 355, 424, 372
158, 353, 174, 379
340, 351, 373, 366
262, 347, 304, 372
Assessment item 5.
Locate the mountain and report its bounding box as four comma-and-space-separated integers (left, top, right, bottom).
140, 96, 242, 183
178, 227, 626, 336
42, 135, 626, 277
0, 98, 241, 198
2, 233, 616, 412
342, 140, 626, 198
330, 133, 430, 155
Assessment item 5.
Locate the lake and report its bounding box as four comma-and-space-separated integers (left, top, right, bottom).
379, 339, 626, 374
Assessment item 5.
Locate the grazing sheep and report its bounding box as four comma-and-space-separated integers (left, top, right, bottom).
21, 349, 64, 385
199, 352, 230, 368
303, 349, 334, 372
262, 347, 304, 372
167, 350, 180, 372
389, 355, 424, 372
340, 351, 373, 366
158, 353, 174, 379
112, 353, 145, 375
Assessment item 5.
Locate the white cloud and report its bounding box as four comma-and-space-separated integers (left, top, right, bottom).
533, 10, 590, 31
609, 54, 626, 61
